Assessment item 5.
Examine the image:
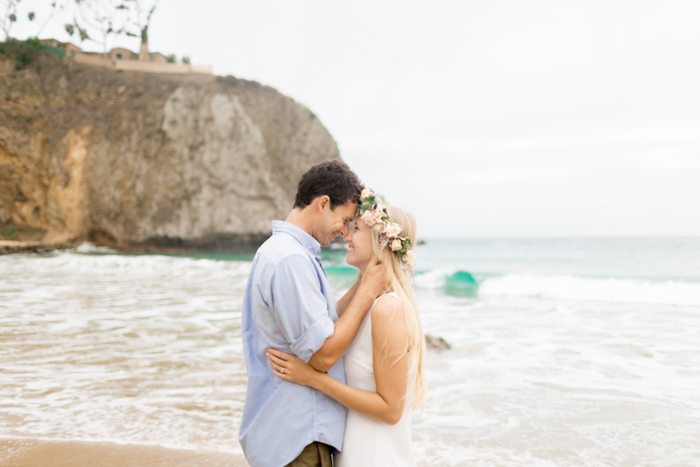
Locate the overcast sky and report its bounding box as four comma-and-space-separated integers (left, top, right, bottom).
11, 0, 700, 237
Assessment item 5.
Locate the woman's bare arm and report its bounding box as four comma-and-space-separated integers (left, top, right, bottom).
267, 295, 408, 425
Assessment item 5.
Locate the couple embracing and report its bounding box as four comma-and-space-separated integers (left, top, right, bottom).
239, 160, 426, 467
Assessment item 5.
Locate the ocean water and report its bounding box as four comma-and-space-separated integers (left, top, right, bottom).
1, 238, 699, 466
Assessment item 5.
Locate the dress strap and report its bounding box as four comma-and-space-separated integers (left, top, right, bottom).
371, 292, 400, 309
374, 291, 399, 303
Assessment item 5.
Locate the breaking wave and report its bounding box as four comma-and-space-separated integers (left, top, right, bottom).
412, 268, 700, 306
478, 274, 700, 307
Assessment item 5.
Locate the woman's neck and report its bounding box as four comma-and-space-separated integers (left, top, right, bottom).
358, 262, 394, 295
358, 262, 370, 277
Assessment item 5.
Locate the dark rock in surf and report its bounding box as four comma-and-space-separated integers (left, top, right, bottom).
425, 334, 451, 351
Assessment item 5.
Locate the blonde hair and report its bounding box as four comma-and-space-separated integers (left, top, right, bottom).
369, 204, 426, 410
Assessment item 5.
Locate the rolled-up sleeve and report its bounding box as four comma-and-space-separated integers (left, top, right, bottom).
270, 255, 335, 362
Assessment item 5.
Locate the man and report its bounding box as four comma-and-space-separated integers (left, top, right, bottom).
239, 160, 387, 467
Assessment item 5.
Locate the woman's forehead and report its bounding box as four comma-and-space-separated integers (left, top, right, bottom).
356, 218, 371, 231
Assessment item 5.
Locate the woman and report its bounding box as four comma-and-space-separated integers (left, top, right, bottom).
267, 189, 426, 466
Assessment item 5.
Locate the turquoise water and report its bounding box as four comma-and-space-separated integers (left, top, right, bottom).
321, 237, 700, 305
168, 236, 700, 285
1, 238, 699, 466
413, 237, 700, 281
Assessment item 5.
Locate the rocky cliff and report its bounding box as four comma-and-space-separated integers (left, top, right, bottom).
0, 50, 339, 251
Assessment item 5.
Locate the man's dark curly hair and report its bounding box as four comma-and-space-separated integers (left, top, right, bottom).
293, 160, 364, 210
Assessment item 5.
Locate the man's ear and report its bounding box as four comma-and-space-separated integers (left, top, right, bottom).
317, 195, 330, 212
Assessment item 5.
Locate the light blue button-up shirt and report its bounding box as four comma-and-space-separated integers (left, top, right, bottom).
239, 221, 347, 467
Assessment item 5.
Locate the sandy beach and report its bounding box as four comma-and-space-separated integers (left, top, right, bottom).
0, 438, 248, 467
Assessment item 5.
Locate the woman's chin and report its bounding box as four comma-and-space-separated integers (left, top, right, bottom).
346, 252, 361, 269
346, 253, 370, 271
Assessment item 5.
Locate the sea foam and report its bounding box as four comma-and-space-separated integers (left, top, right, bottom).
478, 274, 700, 307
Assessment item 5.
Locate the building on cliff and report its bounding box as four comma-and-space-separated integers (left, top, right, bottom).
39, 39, 212, 75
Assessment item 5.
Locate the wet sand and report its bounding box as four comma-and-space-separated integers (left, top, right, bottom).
0, 438, 248, 467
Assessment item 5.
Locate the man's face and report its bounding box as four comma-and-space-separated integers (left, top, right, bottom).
314, 200, 357, 247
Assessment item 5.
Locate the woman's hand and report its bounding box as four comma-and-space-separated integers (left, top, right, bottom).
266, 349, 324, 388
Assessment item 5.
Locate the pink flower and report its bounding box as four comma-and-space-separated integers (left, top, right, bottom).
372, 210, 385, 224
361, 210, 376, 226
391, 239, 402, 251
383, 222, 402, 238
361, 188, 373, 199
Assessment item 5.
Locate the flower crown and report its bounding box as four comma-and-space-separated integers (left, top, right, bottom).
357, 188, 416, 273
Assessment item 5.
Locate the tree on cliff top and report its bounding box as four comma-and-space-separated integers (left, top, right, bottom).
124, 0, 159, 47
1, 0, 163, 58
63, 0, 158, 55
1, 0, 21, 39
2, 1, 71, 41
70, 0, 131, 56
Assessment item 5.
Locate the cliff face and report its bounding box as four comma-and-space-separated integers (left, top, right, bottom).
0, 52, 339, 250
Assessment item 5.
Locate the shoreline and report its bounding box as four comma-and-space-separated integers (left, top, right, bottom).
0, 438, 247, 467
0, 236, 353, 256
0, 239, 262, 256
0, 240, 79, 255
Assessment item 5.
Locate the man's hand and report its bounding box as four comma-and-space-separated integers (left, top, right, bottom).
267, 349, 324, 389
358, 255, 390, 299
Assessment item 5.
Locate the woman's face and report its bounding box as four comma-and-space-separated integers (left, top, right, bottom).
345, 218, 374, 270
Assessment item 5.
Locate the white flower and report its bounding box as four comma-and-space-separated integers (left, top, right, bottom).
361, 210, 377, 226
383, 222, 402, 238
361, 188, 373, 199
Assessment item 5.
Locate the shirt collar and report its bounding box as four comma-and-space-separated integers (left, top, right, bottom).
271, 220, 322, 262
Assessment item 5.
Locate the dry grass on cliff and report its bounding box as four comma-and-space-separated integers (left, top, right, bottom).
0, 222, 46, 241
0, 38, 50, 70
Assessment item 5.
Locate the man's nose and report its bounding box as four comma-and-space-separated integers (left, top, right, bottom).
342, 227, 352, 242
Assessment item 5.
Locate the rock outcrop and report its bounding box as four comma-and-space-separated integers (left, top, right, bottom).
0, 51, 339, 250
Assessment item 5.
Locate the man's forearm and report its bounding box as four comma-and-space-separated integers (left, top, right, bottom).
308, 287, 376, 371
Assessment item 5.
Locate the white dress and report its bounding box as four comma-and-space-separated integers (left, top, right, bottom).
335, 293, 416, 467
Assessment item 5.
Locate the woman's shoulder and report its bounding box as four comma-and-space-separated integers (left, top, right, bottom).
370, 293, 408, 352
370, 293, 405, 324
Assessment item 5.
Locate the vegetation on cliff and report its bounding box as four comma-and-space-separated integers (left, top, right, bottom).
0, 37, 51, 68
